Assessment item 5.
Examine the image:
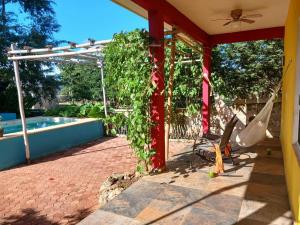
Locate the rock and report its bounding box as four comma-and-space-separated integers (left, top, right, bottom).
111, 173, 125, 180
99, 171, 139, 207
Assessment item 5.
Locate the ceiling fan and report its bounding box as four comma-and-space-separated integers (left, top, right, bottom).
214, 9, 263, 26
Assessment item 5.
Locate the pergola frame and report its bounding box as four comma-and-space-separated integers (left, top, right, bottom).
129, 0, 285, 170
7, 40, 110, 163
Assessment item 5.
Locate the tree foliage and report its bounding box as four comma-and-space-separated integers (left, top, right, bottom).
211, 40, 283, 103
0, 0, 60, 112
59, 64, 102, 102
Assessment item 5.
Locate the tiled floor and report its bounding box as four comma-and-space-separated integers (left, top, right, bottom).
78, 139, 293, 225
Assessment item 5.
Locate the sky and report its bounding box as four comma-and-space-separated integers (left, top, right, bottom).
53, 0, 148, 43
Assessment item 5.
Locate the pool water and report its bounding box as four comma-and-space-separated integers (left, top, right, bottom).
1, 117, 78, 135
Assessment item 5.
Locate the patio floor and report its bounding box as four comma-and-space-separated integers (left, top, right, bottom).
0, 137, 189, 225
78, 139, 293, 225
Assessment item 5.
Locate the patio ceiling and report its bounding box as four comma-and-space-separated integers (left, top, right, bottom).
165, 0, 289, 35
112, 0, 289, 41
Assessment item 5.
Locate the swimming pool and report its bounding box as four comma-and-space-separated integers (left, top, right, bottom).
0, 117, 104, 170
1, 117, 79, 134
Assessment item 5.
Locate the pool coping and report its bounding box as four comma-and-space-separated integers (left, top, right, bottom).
0, 117, 101, 141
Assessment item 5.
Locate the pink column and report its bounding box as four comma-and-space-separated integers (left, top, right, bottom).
148, 10, 166, 170
202, 45, 212, 134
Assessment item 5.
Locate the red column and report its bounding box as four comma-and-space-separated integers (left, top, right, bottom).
148, 10, 165, 170
202, 45, 212, 134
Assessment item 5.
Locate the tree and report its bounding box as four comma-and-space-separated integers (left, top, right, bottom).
0, 0, 60, 113
211, 40, 283, 103
59, 64, 102, 102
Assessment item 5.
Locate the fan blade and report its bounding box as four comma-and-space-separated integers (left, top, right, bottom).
242, 14, 263, 18
212, 18, 231, 21
223, 20, 233, 26
240, 18, 255, 24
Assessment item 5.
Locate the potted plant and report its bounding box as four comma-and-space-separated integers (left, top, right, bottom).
0, 116, 4, 137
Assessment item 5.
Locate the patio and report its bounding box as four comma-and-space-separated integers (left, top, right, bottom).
78, 139, 292, 225
0, 137, 190, 225
0, 137, 134, 225
1, 0, 298, 223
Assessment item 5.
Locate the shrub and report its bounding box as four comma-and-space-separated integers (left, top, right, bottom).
44, 103, 106, 118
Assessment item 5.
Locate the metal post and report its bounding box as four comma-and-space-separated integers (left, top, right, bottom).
11, 43, 30, 163
98, 58, 108, 117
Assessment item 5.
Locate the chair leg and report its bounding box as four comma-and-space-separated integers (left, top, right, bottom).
229, 154, 235, 165
190, 146, 196, 168
190, 138, 198, 168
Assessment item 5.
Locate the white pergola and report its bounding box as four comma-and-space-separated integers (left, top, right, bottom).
7, 39, 110, 163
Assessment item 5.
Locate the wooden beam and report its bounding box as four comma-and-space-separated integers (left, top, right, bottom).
165, 31, 176, 160
131, 0, 209, 45
8, 48, 103, 61
8, 40, 110, 55
176, 35, 202, 54
211, 27, 285, 46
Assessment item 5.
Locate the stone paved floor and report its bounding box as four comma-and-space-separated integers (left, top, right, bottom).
0, 137, 189, 225
78, 139, 293, 225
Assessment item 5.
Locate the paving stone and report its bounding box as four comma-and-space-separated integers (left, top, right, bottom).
236, 218, 270, 225
100, 191, 153, 218
182, 206, 237, 225
248, 172, 286, 186
238, 200, 292, 224
252, 158, 285, 175
244, 182, 289, 206
193, 191, 243, 220
77, 210, 143, 225
136, 199, 192, 225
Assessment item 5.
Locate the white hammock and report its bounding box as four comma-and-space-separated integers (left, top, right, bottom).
235, 60, 292, 147
236, 94, 275, 147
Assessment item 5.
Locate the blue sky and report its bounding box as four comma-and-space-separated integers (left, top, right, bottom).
53, 0, 148, 43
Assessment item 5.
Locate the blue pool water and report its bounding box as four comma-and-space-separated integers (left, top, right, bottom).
2, 117, 78, 134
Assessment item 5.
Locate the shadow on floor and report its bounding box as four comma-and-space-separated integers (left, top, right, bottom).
159, 142, 293, 224
1, 208, 59, 225
162, 146, 252, 181
63, 208, 92, 225
89, 140, 293, 225
0, 208, 93, 225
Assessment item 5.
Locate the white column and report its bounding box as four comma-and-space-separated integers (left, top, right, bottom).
98, 58, 108, 117
11, 43, 30, 163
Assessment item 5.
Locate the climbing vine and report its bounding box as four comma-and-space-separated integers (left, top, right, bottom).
104, 29, 156, 173
164, 41, 203, 110
104, 29, 205, 172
